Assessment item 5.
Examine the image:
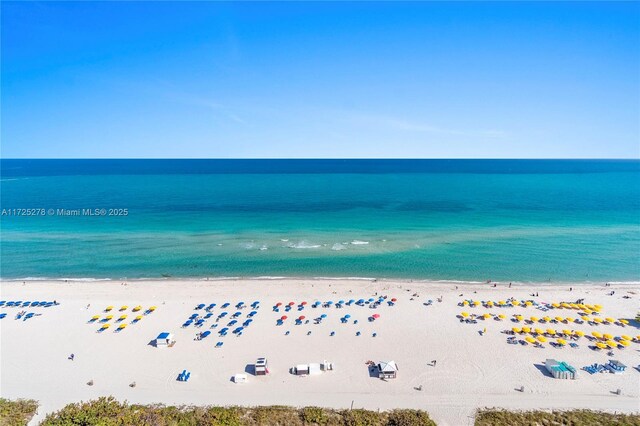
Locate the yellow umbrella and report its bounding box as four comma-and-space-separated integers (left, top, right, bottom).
498, 314, 505, 320
546, 329, 556, 335
621, 335, 632, 341
461, 312, 469, 317
574, 330, 585, 337
117, 323, 127, 330
565, 317, 574, 323
605, 317, 615, 323
542, 316, 551, 322
557, 338, 567, 345
515, 315, 523, 322
462, 300, 469, 305
593, 304, 602, 309
473, 301, 481, 306
606, 340, 618, 348
561, 303, 570, 309
593, 317, 603, 323
498, 300, 505, 306
581, 315, 590, 321
522, 326, 531, 333
595, 342, 607, 349
562, 329, 571, 336
119, 305, 128, 311
537, 336, 547, 343
592, 331, 602, 339
620, 319, 629, 325
583, 309, 593, 315
603, 333, 613, 340
554, 316, 563, 322
512, 327, 521, 334
585, 304, 595, 310
132, 306, 142, 312
534, 328, 544, 335
487, 301, 494, 307
483, 313, 491, 320
90, 315, 100, 321
100, 324, 110, 330
570, 303, 579, 309
104, 315, 113, 321
551, 303, 560, 308
525, 301, 532, 307
134, 315, 143, 321
118, 315, 127, 321
105, 306, 113, 312
525, 336, 536, 344
530, 316, 539, 322
148, 306, 156, 311
511, 300, 520, 306
636, 335, 640, 341
619, 340, 630, 347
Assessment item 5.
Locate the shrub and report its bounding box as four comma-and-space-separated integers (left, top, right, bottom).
0, 398, 38, 426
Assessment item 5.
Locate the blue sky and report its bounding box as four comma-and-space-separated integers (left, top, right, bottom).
1, 2, 638, 158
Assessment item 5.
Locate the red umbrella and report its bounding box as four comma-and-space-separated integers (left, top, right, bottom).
288, 302, 295, 306
372, 314, 380, 318
301, 301, 307, 305
281, 316, 288, 320
275, 302, 282, 306
299, 316, 306, 320
391, 298, 397, 302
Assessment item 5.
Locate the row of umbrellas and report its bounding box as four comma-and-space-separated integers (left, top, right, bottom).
461, 312, 629, 326
105, 305, 155, 313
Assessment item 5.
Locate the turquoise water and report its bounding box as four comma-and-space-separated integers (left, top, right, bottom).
1, 160, 639, 282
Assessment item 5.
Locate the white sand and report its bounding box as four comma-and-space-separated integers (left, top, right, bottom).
1, 279, 639, 425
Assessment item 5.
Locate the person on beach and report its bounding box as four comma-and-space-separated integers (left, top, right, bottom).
69, 354, 74, 361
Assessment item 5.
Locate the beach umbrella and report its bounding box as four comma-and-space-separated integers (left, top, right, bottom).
391, 298, 397, 302
557, 338, 567, 346
134, 315, 143, 321
487, 301, 494, 307
562, 329, 571, 336
565, 317, 574, 323
301, 301, 307, 306
148, 306, 157, 311
515, 315, 523, 322
133, 306, 142, 312
461, 312, 469, 317
511, 300, 520, 306
605, 317, 615, 323
473, 301, 481, 306
543, 316, 551, 322
249, 311, 257, 316
536, 336, 546, 343
483, 313, 491, 320
498, 300, 505, 306
569, 303, 578, 309
621, 335, 632, 341
105, 306, 113, 312
281, 316, 288, 320
120, 305, 128, 311
288, 302, 295, 306
498, 314, 505, 320
546, 329, 556, 335
275, 302, 282, 307
512, 327, 521, 334
299, 316, 306, 320
345, 314, 351, 319
105, 315, 113, 321
574, 330, 585, 337
368, 298, 375, 302
525, 336, 536, 344
100, 324, 110, 330
592, 305, 602, 312
320, 314, 327, 318
554, 316, 563, 322
595, 342, 607, 349
338, 300, 345, 304
603, 333, 613, 340
551, 303, 560, 308
522, 326, 531, 333
620, 319, 629, 325
606, 340, 618, 348
119, 315, 127, 321
581, 316, 590, 322
529, 316, 538, 322
593, 317, 603, 324
561, 303, 570, 309
372, 314, 380, 319
525, 301, 532, 307
91, 315, 100, 321
591, 331, 602, 339
619, 340, 630, 347
534, 328, 544, 335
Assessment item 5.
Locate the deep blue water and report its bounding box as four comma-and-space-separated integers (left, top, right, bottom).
1, 159, 639, 282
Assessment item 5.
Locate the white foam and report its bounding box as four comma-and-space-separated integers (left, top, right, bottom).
286, 241, 321, 249
331, 243, 347, 251
350, 240, 369, 245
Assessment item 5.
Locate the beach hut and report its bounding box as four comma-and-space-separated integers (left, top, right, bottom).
154, 332, 174, 347
255, 358, 269, 375
377, 361, 398, 379
544, 359, 577, 379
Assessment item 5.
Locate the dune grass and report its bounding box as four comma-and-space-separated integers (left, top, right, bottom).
0, 398, 38, 426
40, 397, 437, 425
475, 409, 640, 426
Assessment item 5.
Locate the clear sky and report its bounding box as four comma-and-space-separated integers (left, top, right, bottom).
1, 1, 639, 159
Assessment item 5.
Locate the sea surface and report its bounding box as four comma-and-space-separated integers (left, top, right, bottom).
1, 159, 639, 283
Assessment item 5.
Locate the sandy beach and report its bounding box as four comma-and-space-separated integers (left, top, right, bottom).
1, 278, 639, 425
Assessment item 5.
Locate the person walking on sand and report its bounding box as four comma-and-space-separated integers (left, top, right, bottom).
69, 353, 75, 361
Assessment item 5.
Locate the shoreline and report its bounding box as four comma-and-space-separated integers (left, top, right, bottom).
3, 276, 639, 286
2, 278, 638, 425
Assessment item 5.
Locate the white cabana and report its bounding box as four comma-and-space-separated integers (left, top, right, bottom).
233, 373, 248, 383
377, 360, 398, 379
255, 357, 269, 375
154, 332, 174, 347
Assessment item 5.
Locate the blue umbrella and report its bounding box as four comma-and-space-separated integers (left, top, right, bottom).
208, 303, 216, 309
349, 299, 355, 304
358, 299, 365, 303
327, 301, 333, 305
345, 314, 351, 319
338, 300, 345, 304
368, 298, 375, 302
201, 330, 211, 338
320, 314, 327, 318
221, 303, 230, 308
249, 311, 257, 316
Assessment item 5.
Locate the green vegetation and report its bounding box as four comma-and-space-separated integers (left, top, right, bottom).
0, 398, 38, 426
41, 397, 437, 426
475, 409, 640, 426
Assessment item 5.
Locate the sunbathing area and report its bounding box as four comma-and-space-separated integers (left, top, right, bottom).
1, 278, 638, 425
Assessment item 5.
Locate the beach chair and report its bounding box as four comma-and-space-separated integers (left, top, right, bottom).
215, 341, 224, 348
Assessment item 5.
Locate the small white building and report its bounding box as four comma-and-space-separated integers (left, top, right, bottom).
377, 360, 398, 379
233, 373, 248, 383
154, 332, 174, 347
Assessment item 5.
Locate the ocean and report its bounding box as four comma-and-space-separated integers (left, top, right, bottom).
1, 159, 639, 283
